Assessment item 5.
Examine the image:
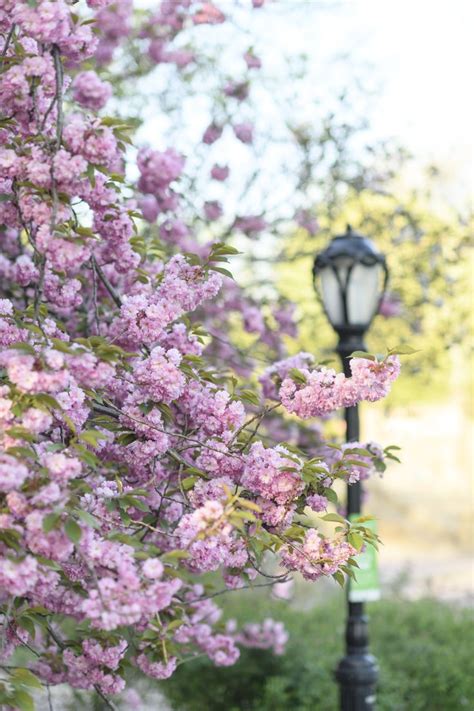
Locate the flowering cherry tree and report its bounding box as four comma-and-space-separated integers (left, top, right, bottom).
0, 1, 402, 708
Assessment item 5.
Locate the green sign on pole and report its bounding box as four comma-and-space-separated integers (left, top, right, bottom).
348, 517, 381, 603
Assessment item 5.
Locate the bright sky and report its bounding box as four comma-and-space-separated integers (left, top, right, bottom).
135, 0, 473, 208
258, 0, 473, 205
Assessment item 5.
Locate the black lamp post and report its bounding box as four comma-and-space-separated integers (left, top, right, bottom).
312, 225, 388, 711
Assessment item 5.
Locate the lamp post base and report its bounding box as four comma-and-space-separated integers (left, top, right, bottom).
335, 652, 379, 711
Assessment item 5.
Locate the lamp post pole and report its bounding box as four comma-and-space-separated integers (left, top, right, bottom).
335, 330, 378, 711
312, 226, 388, 711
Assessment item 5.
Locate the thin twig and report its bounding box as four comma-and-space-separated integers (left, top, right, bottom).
46, 683, 54, 711
236, 406, 275, 453
90, 257, 101, 334
33, 256, 46, 333
186, 578, 291, 604
1, 23, 15, 56
0, 598, 14, 655
94, 685, 118, 711
91, 256, 122, 308
230, 403, 281, 447
94, 400, 244, 461
46, 624, 64, 650
51, 45, 63, 150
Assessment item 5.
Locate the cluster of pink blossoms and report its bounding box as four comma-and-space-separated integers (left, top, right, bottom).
260, 351, 315, 400
281, 530, 357, 582
320, 441, 386, 484
34, 639, 128, 696
279, 355, 401, 418
72, 70, 112, 111
234, 214, 267, 236
137, 147, 186, 221
176, 500, 248, 573
230, 618, 288, 655
243, 442, 304, 506
111, 255, 222, 348
94, 0, 133, 64
9, 0, 98, 60
133, 346, 185, 403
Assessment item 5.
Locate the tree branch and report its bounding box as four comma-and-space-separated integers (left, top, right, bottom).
91, 256, 123, 308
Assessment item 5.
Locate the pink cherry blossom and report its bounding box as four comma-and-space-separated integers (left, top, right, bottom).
72, 70, 112, 111
233, 122, 254, 144
211, 163, 230, 181
281, 529, 357, 581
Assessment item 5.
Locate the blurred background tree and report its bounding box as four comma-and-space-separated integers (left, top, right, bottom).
110, 2, 473, 408
276, 181, 473, 408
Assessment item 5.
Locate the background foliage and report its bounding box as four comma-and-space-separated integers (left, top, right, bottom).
160, 592, 474, 711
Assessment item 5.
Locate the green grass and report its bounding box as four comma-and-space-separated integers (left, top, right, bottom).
160, 594, 474, 711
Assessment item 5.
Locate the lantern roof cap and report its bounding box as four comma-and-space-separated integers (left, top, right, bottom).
313, 224, 386, 274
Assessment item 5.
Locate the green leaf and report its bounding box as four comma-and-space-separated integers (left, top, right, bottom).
323, 487, 338, 504
321, 513, 347, 524
344, 447, 371, 457
0, 529, 22, 552
62, 413, 77, 434
238, 498, 262, 512
210, 266, 234, 279
64, 518, 82, 544
387, 345, 420, 356
349, 351, 376, 361
183, 465, 207, 478
5, 446, 36, 460
107, 532, 141, 547
211, 242, 240, 256
16, 616, 36, 639
71, 443, 100, 469
76, 226, 94, 237
116, 432, 137, 446
5, 426, 37, 442
347, 557, 360, 568
32, 393, 61, 410
166, 619, 185, 632
158, 403, 173, 424
332, 570, 345, 588
181, 476, 197, 491
8, 341, 36, 354
101, 116, 131, 127
10, 668, 43, 689
231, 510, 257, 522
50, 337, 80, 355
42, 512, 61, 533
47, 443, 65, 452
120, 495, 149, 512
86, 163, 95, 187
118, 508, 131, 526
239, 389, 261, 406
348, 532, 364, 550
79, 429, 104, 447
353, 515, 375, 523
74, 509, 100, 529
162, 549, 190, 563
289, 368, 307, 384
11, 689, 35, 711
343, 459, 370, 468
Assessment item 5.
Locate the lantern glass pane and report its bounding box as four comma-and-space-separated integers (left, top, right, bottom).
320, 266, 345, 326
346, 262, 383, 326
